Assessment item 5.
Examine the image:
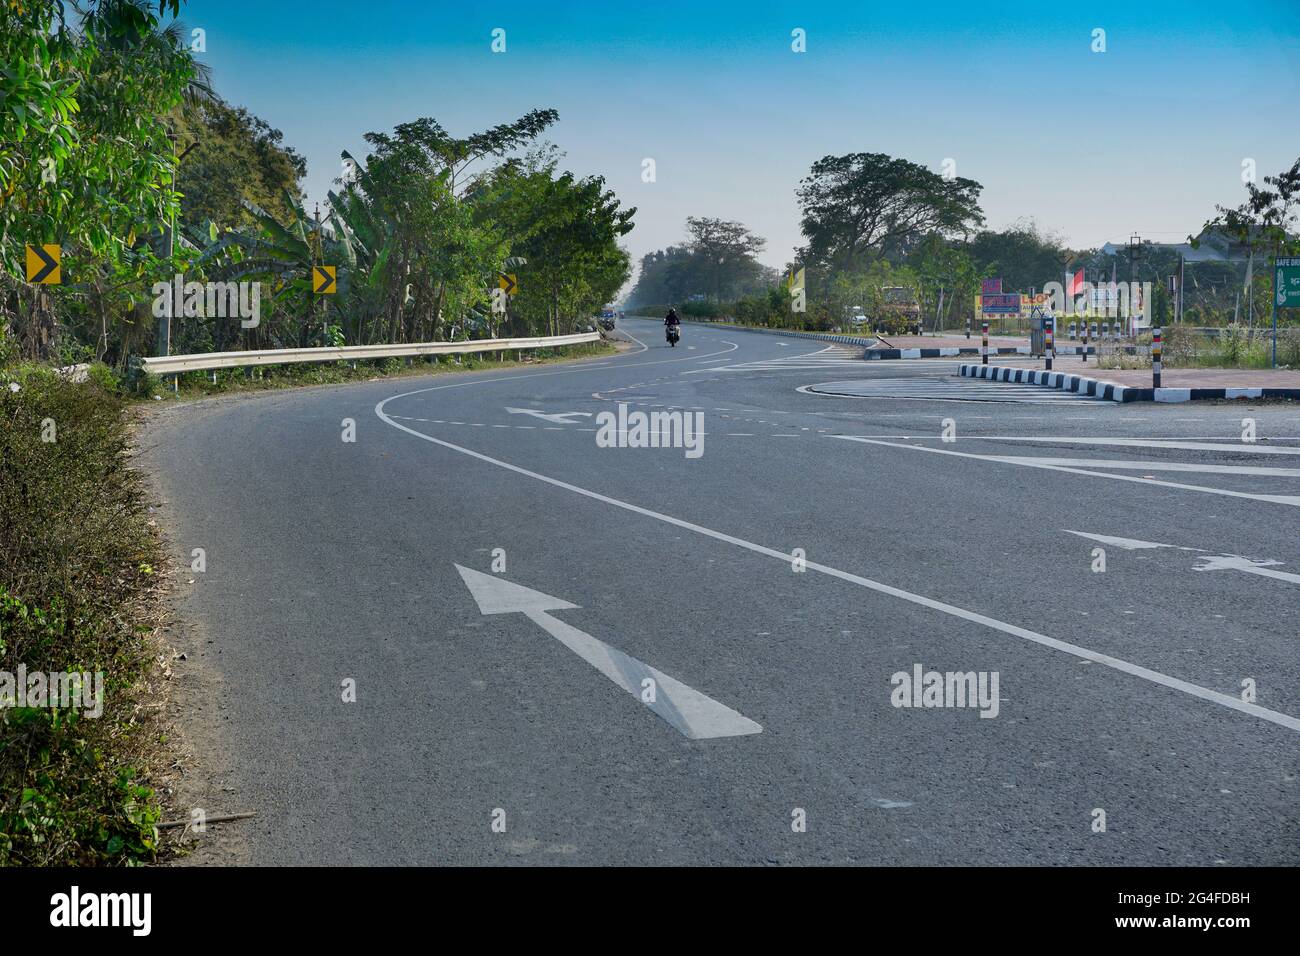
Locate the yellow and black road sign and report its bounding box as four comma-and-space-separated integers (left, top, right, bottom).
497, 272, 518, 296
25, 244, 61, 284
312, 265, 336, 294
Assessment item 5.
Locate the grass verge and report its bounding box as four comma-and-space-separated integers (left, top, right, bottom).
1, 368, 169, 865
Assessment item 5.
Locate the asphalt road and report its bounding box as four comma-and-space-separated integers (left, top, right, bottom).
139, 316, 1300, 865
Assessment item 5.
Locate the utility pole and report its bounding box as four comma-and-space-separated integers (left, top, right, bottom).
157, 128, 177, 357
1128, 233, 1142, 331
315, 203, 323, 346
157, 129, 199, 358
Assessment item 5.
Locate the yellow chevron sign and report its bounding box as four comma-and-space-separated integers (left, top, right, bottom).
312, 265, 336, 294
25, 244, 61, 284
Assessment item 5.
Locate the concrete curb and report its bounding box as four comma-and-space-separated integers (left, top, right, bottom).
868, 346, 1030, 360
958, 363, 1300, 403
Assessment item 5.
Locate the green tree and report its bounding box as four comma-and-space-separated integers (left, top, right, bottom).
0, 0, 196, 359
796, 153, 984, 273
171, 98, 307, 229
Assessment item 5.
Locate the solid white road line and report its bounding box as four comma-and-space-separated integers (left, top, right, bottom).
972, 436, 1300, 455
375, 394, 1300, 735
992, 456, 1300, 478
829, 436, 1300, 508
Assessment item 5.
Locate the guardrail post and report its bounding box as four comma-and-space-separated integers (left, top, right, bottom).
981, 320, 989, 365
1152, 327, 1162, 389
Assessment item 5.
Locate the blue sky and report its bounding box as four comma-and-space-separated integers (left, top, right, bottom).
181, 0, 1300, 275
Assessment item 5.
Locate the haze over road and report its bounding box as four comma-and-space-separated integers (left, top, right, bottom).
141, 317, 1300, 865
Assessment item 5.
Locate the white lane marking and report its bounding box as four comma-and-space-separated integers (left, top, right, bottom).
996, 456, 1300, 478
1192, 554, 1300, 586
373, 396, 1300, 735
973, 437, 1300, 455
454, 565, 761, 740
1063, 531, 1204, 552
829, 436, 1300, 508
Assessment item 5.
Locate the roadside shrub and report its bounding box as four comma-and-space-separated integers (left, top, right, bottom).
0, 371, 163, 865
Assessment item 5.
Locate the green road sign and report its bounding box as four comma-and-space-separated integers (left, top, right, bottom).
1275, 256, 1300, 308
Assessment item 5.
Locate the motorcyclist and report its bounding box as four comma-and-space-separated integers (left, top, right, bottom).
664, 308, 682, 345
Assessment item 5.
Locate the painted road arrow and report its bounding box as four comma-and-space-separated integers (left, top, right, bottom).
504, 407, 594, 424
454, 564, 761, 740
1064, 530, 1300, 586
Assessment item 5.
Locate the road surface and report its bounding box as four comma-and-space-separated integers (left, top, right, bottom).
140, 316, 1299, 865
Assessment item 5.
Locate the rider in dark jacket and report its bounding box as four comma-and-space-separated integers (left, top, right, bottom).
665, 308, 681, 326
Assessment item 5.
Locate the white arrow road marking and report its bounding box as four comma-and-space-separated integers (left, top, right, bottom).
1064, 531, 1299, 586
505, 407, 594, 424
1193, 554, 1300, 586
376, 398, 1300, 735
454, 565, 761, 740
1063, 530, 1203, 551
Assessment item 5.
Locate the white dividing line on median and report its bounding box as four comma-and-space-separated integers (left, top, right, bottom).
374, 393, 1300, 736
828, 436, 1300, 508
984, 456, 1300, 478
972, 436, 1300, 455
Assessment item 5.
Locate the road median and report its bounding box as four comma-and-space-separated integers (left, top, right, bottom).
959, 362, 1300, 403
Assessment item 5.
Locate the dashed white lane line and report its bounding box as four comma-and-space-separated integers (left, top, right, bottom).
373, 391, 1300, 736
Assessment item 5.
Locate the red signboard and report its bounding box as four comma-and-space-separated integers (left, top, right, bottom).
981, 278, 1002, 294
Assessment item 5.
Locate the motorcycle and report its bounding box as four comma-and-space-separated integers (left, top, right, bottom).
666, 324, 680, 347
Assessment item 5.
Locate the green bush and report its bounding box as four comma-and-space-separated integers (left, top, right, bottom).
0, 371, 163, 865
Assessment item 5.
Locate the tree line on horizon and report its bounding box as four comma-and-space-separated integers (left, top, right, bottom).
627, 152, 1300, 333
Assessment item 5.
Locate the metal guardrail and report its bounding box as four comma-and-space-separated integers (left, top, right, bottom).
136, 332, 602, 376
661, 317, 880, 347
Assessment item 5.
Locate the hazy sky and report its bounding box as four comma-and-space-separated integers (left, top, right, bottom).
183, 0, 1300, 276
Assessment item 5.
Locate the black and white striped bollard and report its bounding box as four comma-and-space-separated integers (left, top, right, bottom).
1152, 327, 1162, 389
1045, 317, 1054, 371
981, 320, 989, 365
